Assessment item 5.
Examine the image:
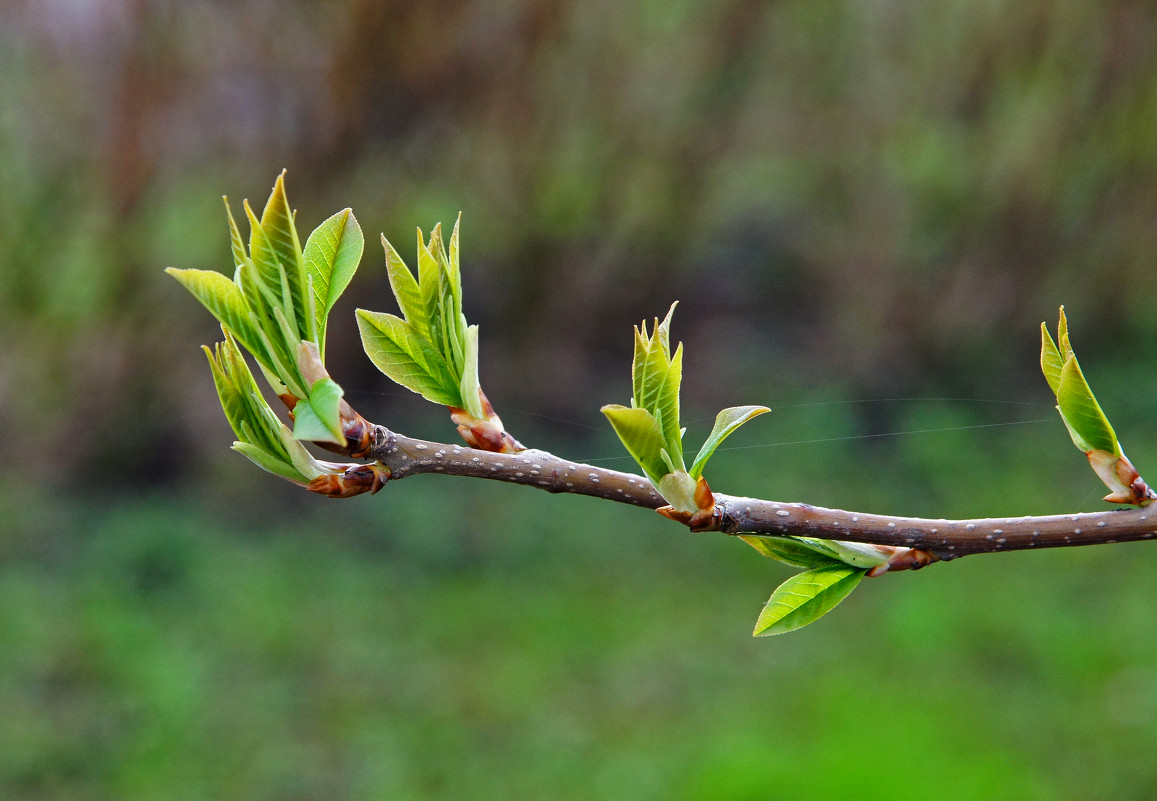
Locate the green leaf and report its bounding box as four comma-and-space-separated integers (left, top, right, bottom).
232, 442, 310, 484
203, 336, 298, 467
631, 303, 684, 467
303, 208, 364, 357
753, 565, 867, 637
632, 303, 676, 406
202, 341, 252, 442
223, 197, 247, 271
459, 324, 485, 419
600, 404, 669, 483
1056, 355, 1119, 456
259, 171, 308, 339
738, 535, 846, 569
244, 198, 302, 341
382, 234, 426, 336
168, 268, 269, 368
1040, 322, 1064, 397
654, 343, 684, 463
356, 309, 461, 406
447, 213, 464, 323
820, 540, 891, 569
292, 377, 345, 444
689, 405, 771, 479
416, 228, 442, 333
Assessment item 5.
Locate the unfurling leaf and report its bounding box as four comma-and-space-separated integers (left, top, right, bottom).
304, 208, 364, 358
369, 217, 489, 422
355, 309, 461, 407
1055, 356, 1118, 456
1041, 307, 1153, 505
202, 335, 330, 485
606, 305, 771, 506
1041, 307, 1119, 457
689, 405, 771, 479
166, 267, 270, 369
171, 173, 360, 410
600, 405, 669, 484
753, 565, 867, 636
292, 377, 346, 445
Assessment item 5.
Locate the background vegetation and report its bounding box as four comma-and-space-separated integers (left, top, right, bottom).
4, 0, 1157, 797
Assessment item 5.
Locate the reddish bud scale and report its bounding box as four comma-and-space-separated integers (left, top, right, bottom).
307, 463, 390, 497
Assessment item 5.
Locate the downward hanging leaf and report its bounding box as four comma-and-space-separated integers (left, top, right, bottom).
753, 565, 867, 636
739, 535, 846, 570
303, 208, 364, 358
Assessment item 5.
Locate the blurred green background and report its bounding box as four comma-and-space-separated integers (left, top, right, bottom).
4, 0, 1157, 798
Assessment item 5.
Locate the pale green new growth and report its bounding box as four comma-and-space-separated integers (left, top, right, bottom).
602, 303, 768, 512
1041, 307, 1120, 457
291, 377, 346, 445
169, 171, 364, 444
356, 217, 486, 419
304, 208, 364, 359
203, 335, 331, 484
172, 175, 1157, 642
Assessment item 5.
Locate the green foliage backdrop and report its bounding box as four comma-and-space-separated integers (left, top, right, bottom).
3, 1, 1157, 798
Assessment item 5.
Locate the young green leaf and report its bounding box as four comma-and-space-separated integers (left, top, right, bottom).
201, 336, 328, 485
258, 171, 309, 340
356, 310, 462, 407
753, 565, 867, 636
168, 268, 270, 368
303, 208, 364, 358
458, 324, 485, 420
243, 200, 298, 334
738, 535, 847, 569
382, 234, 426, 336
1041, 307, 1121, 457
600, 404, 669, 484
292, 377, 346, 445
224, 196, 248, 271
689, 405, 771, 479
1056, 357, 1119, 456
1040, 322, 1064, 396
232, 442, 310, 484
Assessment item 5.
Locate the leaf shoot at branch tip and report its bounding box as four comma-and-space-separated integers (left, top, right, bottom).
603, 303, 768, 512
1041, 306, 1154, 506
169, 171, 363, 443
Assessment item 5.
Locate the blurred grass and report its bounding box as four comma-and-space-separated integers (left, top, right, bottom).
5, 416, 1157, 800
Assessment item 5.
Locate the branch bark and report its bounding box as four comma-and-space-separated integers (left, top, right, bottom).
353, 424, 1157, 561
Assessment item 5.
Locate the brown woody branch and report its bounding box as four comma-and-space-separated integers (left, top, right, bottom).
330, 423, 1157, 562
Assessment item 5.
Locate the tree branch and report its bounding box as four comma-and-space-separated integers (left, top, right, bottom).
355, 423, 1157, 561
